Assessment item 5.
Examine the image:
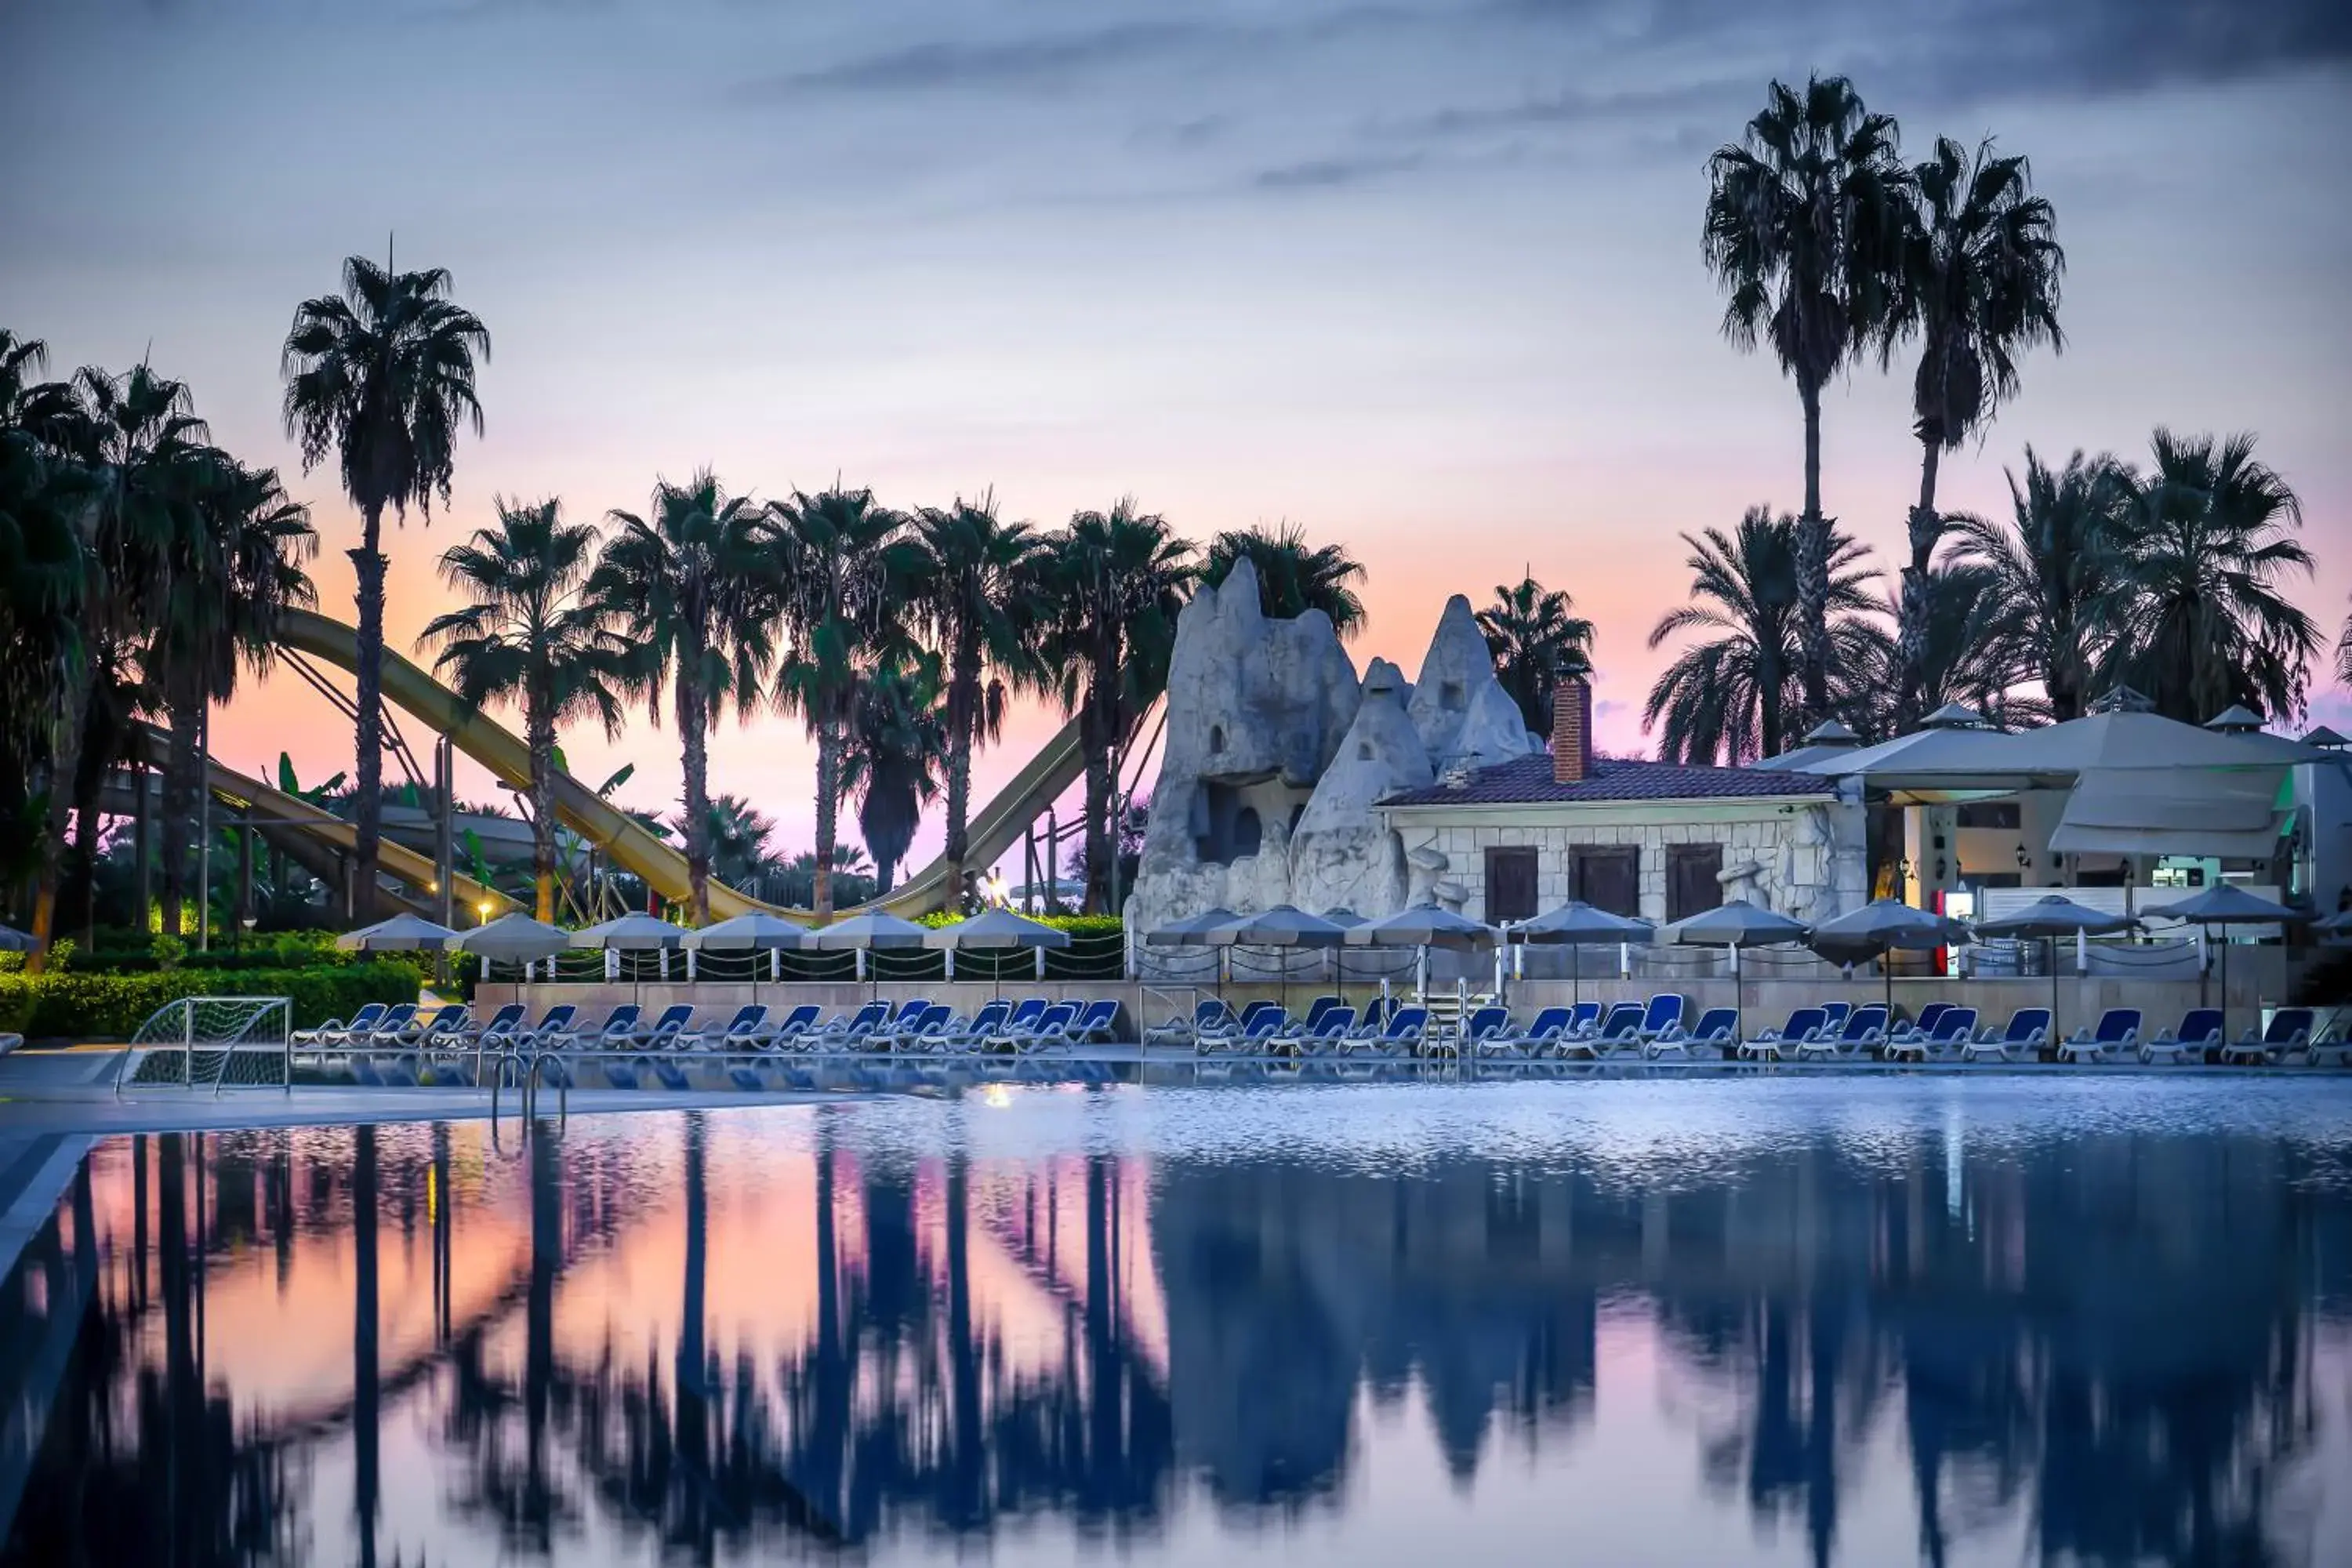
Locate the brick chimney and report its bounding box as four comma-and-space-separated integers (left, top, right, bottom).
1552, 676, 1593, 783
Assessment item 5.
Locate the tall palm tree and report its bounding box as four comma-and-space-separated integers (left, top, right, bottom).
1476, 575, 1595, 735
151, 456, 319, 934
1198, 522, 1368, 634
1889, 135, 2064, 727
422, 498, 628, 921
840, 653, 949, 895
281, 254, 490, 920
2336, 598, 2352, 691
909, 495, 1044, 910
588, 472, 773, 923
0, 337, 95, 953
1041, 500, 1195, 913
767, 485, 922, 921
1645, 506, 1876, 765
24, 363, 209, 960
1948, 448, 2132, 723
2095, 430, 2318, 724
1704, 74, 1907, 722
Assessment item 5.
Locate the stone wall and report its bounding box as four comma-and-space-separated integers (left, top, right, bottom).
1388, 798, 1869, 926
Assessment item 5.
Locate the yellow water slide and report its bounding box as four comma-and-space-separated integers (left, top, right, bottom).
118, 724, 520, 920
273, 608, 1089, 920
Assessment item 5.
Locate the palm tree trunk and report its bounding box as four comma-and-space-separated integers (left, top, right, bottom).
1759, 647, 1785, 763
1897, 441, 1947, 729
676, 677, 711, 924
943, 648, 978, 912
351, 504, 388, 924
528, 712, 558, 924
160, 684, 202, 939
26, 669, 89, 973
813, 723, 840, 921
1795, 379, 1831, 722
1080, 703, 1113, 916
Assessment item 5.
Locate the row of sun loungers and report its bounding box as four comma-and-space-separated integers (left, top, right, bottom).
1144, 993, 2346, 1065
289, 996, 1128, 1085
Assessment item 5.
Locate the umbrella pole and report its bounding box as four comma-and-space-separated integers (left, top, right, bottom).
2050, 935, 2060, 1041
2220, 927, 2228, 1044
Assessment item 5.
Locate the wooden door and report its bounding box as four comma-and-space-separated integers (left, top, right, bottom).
1484, 846, 1539, 923
1570, 846, 1639, 917
1667, 843, 1724, 922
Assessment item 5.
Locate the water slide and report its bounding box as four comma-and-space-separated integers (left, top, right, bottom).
109, 724, 519, 921
271, 608, 1090, 920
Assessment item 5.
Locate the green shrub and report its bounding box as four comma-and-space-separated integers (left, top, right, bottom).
0, 963, 423, 1041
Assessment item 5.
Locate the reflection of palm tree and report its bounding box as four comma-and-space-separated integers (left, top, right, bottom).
354, 1125, 382, 1568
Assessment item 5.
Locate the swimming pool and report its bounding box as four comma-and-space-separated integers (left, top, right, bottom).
4, 1076, 2348, 1566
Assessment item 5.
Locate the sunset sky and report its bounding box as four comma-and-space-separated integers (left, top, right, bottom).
5, 0, 2347, 875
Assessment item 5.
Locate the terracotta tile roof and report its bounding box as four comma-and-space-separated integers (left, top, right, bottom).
1380, 753, 1833, 808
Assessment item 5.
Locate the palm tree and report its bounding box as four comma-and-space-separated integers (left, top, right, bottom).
1041, 500, 1195, 913
588, 472, 773, 923
1889, 135, 2064, 727
1198, 522, 1369, 634
1645, 506, 1876, 764
1837, 555, 2038, 742
0, 350, 96, 953
841, 653, 949, 895
150, 456, 319, 934
24, 363, 209, 960
777, 845, 876, 909
1476, 575, 1595, 735
671, 793, 786, 899
2336, 598, 2352, 691
2095, 430, 2318, 724
767, 485, 922, 921
1704, 74, 1907, 722
1948, 448, 2132, 723
281, 254, 490, 920
422, 498, 628, 921
909, 494, 1044, 910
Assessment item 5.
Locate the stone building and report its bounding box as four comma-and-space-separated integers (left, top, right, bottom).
1374, 679, 1868, 927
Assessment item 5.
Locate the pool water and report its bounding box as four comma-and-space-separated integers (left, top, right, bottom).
4, 1076, 2350, 1566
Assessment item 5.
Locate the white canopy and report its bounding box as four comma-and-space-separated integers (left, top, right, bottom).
454, 913, 572, 960
570, 913, 691, 950
337, 913, 461, 951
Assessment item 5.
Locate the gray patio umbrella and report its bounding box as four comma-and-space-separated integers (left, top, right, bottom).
1512, 901, 1657, 1012
1346, 904, 1499, 1025
810, 910, 933, 999
454, 913, 572, 981
2317, 906, 2352, 937
2143, 884, 2309, 1039
685, 911, 811, 991
1972, 894, 2132, 1038
1807, 898, 1969, 1019
572, 912, 692, 1000
1666, 899, 1810, 1043
1144, 906, 1242, 995
0, 923, 36, 953
336, 913, 462, 951
924, 908, 1070, 998
1209, 906, 1351, 1011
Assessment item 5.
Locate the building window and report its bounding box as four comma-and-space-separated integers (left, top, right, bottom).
1667, 844, 1724, 922
1570, 845, 1639, 917
1956, 800, 2021, 830
1485, 846, 1539, 922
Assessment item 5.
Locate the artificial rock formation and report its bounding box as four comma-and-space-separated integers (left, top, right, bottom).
1127, 569, 1538, 952
1127, 561, 1360, 938
1288, 659, 1429, 916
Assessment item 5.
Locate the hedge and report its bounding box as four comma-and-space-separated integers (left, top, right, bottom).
0, 963, 423, 1041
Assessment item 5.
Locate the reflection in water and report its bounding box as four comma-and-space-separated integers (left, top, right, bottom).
2, 1081, 2348, 1566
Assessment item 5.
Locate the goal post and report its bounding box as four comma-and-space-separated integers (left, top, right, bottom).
115, 996, 295, 1095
